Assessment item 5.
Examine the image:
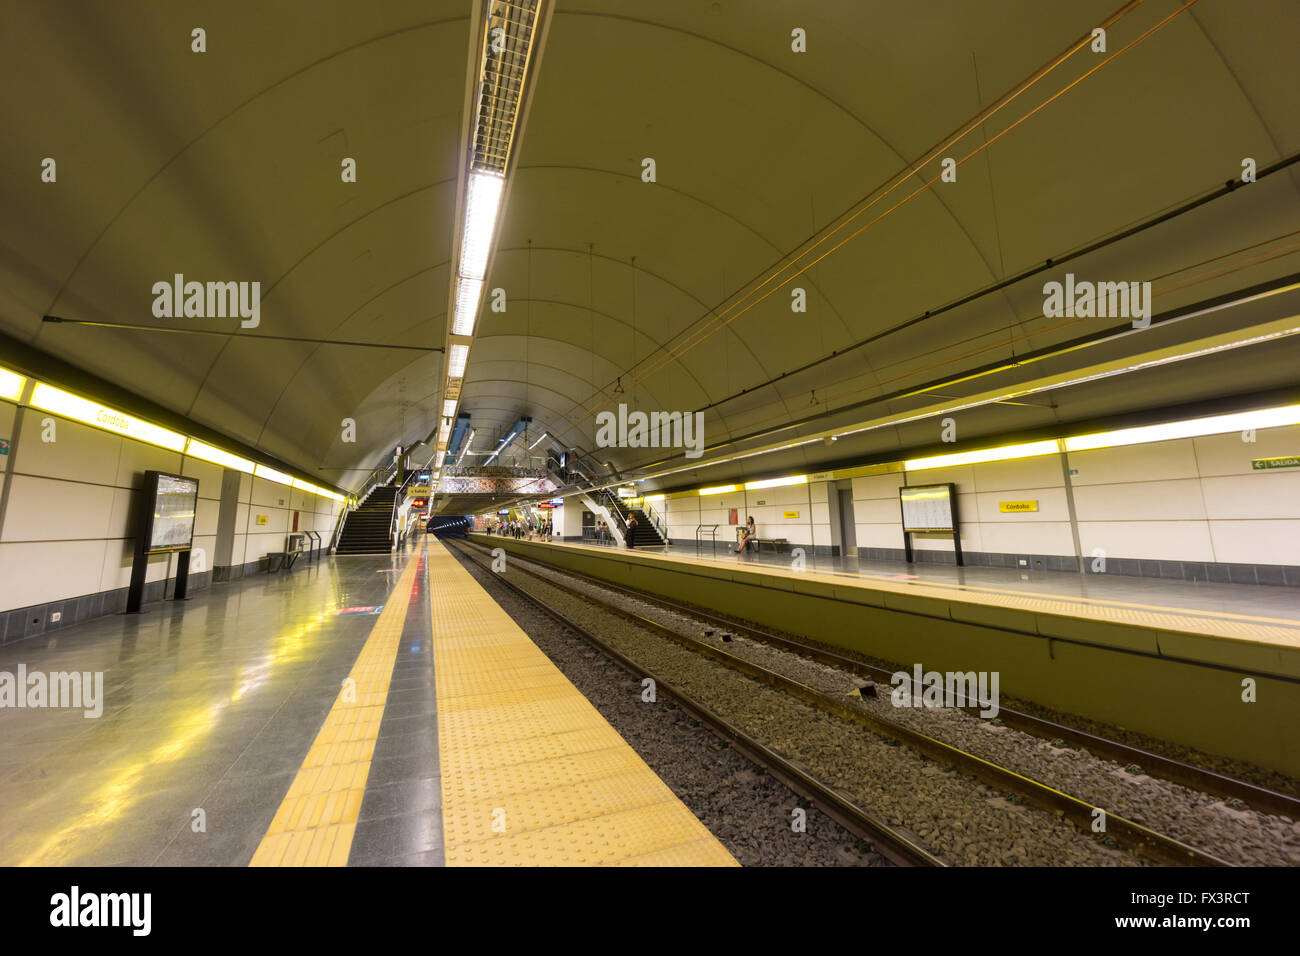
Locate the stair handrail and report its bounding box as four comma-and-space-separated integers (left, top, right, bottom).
593, 487, 628, 523
389, 470, 419, 551
640, 499, 669, 543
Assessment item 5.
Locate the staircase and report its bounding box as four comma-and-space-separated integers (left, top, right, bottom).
625, 507, 667, 548
336, 485, 397, 555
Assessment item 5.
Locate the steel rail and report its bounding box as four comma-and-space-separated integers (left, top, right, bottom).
447, 539, 947, 867
475, 538, 1300, 820
459, 539, 1232, 867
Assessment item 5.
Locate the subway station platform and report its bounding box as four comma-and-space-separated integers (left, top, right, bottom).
475, 534, 1300, 778
492, 536, 1300, 646
0, 535, 734, 866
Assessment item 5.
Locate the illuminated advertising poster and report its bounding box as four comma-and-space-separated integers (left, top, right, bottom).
143, 471, 199, 553
899, 484, 955, 533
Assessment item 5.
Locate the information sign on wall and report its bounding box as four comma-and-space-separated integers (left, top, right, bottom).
1252, 456, 1300, 470
783, 510, 800, 519
998, 500, 1039, 513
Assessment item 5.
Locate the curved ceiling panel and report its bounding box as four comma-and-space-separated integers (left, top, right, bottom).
1, 0, 1298, 497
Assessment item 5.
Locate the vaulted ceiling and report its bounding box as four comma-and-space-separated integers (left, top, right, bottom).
2, 0, 1298, 494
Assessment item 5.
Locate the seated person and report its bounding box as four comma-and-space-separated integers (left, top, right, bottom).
734, 515, 757, 553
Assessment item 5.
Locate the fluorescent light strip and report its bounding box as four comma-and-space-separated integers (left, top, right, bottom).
0, 365, 25, 402
458, 172, 504, 281
25, 382, 345, 498
633, 312, 1300, 490
1066, 405, 1300, 452
442, 399, 458, 418
905, 440, 1060, 471
528, 431, 548, 450
456, 428, 476, 466
698, 484, 736, 496
448, 345, 469, 378
254, 463, 294, 486
186, 439, 254, 473
452, 276, 484, 336
744, 474, 807, 491
29, 383, 186, 451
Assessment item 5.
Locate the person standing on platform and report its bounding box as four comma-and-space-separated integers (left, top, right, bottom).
626, 512, 638, 549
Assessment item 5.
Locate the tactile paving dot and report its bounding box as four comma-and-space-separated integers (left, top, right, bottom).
426, 539, 736, 867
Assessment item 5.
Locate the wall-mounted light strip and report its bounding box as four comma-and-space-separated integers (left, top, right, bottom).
30, 383, 187, 452
0, 365, 25, 402
1065, 404, 1300, 452
621, 303, 1300, 494
186, 439, 254, 474
254, 463, 294, 486
698, 484, 737, 496
9, 374, 349, 501
744, 474, 807, 491
528, 430, 549, 450
905, 440, 1060, 471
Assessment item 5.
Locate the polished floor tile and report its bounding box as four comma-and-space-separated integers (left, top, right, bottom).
0, 542, 434, 866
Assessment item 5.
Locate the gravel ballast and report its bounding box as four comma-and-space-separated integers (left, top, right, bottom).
449, 543, 888, 866
500, 546, 1300, 866
458, 542, 1145, 867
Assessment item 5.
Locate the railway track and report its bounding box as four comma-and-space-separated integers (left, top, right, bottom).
447, 537, 945, 866
467, 540, 1300, 821
450, 537, 1249, 866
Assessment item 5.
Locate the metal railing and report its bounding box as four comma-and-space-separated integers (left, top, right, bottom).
696, 523, 720, 554
389, 466, 427, 551
640, 499, 669, 543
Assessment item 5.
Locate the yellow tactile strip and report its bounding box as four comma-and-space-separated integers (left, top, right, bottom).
249, 546, 423, 867
427, 537, 736, 867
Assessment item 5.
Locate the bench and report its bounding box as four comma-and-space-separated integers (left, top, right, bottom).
267, 533, 307, 572
757, 538, 790, 554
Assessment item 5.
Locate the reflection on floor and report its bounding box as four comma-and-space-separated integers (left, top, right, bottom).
0, 540, 438, 866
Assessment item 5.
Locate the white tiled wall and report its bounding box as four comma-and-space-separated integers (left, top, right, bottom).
662, 481, 829, 548
851, 423, 1300, 566
0, 401, 343, 611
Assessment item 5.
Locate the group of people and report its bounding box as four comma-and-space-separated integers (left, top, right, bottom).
484, 517, 553, 541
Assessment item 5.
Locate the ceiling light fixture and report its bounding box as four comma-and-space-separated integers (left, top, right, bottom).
448, 344, 469, 379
